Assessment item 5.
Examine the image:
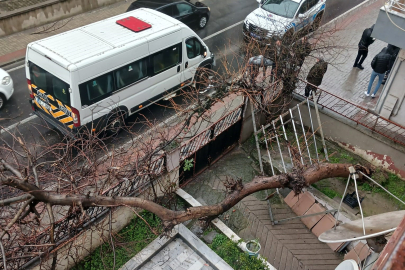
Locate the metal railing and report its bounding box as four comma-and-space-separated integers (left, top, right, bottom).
295, 82, 405, 147
387, 0, 405, 14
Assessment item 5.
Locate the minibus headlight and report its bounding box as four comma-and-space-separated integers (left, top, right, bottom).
2, 76, 10, 85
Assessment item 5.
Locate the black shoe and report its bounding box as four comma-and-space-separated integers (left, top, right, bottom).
353, 63, 357, 67
382, 80, 386, 85
357, 64, 364, 70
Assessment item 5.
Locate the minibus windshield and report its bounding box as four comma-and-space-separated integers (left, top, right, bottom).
29, 62, 70, 106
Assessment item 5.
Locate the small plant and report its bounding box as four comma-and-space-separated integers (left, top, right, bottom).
183, 158, 194, 172
312, 184, 341, 199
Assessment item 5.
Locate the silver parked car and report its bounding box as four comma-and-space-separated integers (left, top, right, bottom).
0, 68, 14, 110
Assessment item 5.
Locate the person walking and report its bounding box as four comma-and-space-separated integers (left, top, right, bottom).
365, 48, 391, 98
304, 59, 328, 97
382, 44, 400, 85
353, 25, 376, 70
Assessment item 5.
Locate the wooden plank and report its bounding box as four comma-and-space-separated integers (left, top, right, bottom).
300, 259, 342, 265
305, 264, 339, 270
249, 209, 272, 217
275, 234, 316, 240
266, 228, 312, 235
280, 238, 323, 244
263, 230, 274, 260
278, 246, 289, 270
250, 215, 259, 237
292, 256, 300, 270
259, 229, 269, 257
284, 250, 294, 270
255, 219, 264, 239
291, 249, 338, 255
266, 223, 307, 230
247, 204, 270, 211
295, 254, 341, 260
273, 241, 284, 269
285, 243, 332, 250
269, 236, 280, 265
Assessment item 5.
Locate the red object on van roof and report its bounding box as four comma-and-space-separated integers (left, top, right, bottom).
116, 17, 151, 32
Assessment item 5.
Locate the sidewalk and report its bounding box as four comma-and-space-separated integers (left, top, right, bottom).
0, 0, 129, 66
300, 0, 386, 111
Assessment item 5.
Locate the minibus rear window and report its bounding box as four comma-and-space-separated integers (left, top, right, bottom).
29, 62, 70, 106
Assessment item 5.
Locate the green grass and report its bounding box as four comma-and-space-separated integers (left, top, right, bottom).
209, 234, 269, 270
312, 184, 341, 199
72, 211, 161, 270
360, 172, 405, 209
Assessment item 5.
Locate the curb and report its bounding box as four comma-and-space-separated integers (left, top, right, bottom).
0, 56, 25, 69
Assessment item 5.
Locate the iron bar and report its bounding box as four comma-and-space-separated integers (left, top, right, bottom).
275, 209, 337, 224
279, 115, 294, 166
306, 98, 319, 162
350, 167, 366, 235
262, 125, 275, 176
334, 174, 351, 229
359, 171, 405, 205
296, 104, 312, 164
289, 109, 305, 165
311, 91, 329, 161
272, 121, 287, 173
250, 98, 264, 174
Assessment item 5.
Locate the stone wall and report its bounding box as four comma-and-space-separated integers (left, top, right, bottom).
0, 0, 124, 37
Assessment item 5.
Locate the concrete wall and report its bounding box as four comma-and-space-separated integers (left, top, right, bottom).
376, 49, 405, 126
32, 167, 179, 270
291, 99, 405, 179
0, 0, 123, 37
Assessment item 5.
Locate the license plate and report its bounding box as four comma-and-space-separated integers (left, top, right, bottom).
36, 97, 51, 111
250, 32, 260, 39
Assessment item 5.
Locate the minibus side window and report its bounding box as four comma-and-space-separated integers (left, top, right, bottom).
79, 72, 114, 106
115, 58, 148, 90
152, 43, 182, 75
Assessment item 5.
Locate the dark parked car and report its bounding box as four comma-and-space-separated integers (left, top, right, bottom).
126, 0, 210, 29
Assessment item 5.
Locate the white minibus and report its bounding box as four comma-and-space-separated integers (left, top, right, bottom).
26, 8, 214, 137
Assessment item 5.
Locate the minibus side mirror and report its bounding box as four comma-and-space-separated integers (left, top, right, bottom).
202, 46, 207, 58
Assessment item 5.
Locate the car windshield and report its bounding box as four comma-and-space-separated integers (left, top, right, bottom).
261, 0, 300, 19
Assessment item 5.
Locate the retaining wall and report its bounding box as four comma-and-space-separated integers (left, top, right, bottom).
0, 0, 123, 37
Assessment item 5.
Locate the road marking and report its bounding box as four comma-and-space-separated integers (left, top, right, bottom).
203, 20, 244, 41
0, 115, 38, 134
6, 64, 25, 73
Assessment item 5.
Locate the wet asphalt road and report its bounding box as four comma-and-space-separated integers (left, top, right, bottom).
0, 0, 366, 146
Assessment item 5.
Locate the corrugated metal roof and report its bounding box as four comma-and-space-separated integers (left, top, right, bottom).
31, 9, 177, 65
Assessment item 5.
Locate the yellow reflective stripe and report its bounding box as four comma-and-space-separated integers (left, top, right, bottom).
39, 89, 46, 94
67, 124, 74, 129
64, 105, 72, 112
53, 111, 65, 118
34, 100, 42, 110
47, 95, 55, 101
60, 117, 73, 124
50, 104, 57, 110
31, 84, 37, 89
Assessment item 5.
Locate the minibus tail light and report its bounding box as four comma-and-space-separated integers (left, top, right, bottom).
71, 107, 81, 127
27, 79, 33, 99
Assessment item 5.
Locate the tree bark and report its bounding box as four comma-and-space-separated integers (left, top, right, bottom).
1, 163, 366, 230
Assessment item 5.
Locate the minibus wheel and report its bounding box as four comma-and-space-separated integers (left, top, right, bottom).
105, 110, 126, 137
0, 94, 5, 110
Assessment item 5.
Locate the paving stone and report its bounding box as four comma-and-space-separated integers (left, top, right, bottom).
202, 230, 218, 244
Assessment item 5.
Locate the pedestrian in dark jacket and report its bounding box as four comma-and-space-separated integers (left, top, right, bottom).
353, 25, 376, 70
305, 59, 328, 97
365, 49, 391, 97
382, 44, 400, 84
